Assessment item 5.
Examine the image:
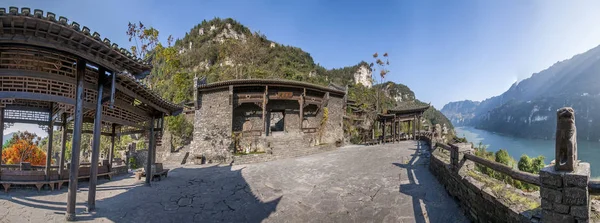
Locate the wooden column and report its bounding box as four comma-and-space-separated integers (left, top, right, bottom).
145, 116, 155, 186
0, 108, 4, 165
66, 59, 86, 221
45, 103, 54, 180
413, 115, 417, 140
382, 119, 386, 144
87, 67, 105, 211
371, 123, 375, 140
263, 86, 268, 136
299, 92, 304, 130
392, 120, 396, 142
108, 124, 116, 171
408, 121, 412, 140
58, 113, 67, 176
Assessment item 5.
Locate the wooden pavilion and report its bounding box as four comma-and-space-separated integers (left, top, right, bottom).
0, 7, 181, 221
375, 104, 430, 143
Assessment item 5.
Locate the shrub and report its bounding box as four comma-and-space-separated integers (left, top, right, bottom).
473, 144, 543, 192
129, 157, 138, 169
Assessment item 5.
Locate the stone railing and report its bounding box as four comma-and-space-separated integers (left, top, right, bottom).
418, 108, 594, 223
421, 135, 542, 222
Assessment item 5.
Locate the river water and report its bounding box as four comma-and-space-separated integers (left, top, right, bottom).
455, 126, 600, 178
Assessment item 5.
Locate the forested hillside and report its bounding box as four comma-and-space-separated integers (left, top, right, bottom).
131, 18, 452, 143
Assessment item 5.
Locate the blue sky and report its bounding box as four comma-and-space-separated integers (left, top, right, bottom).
6, 0, 600, 136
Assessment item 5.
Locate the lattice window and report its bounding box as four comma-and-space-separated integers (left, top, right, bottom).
102, 104, 149, 124
66, 121, 112, 132
5, 99, 51, 109
84, 88, 98, 104
0, 47, 77, 78
4, 109, 50, 122
0, 76, 74, 98
85, 67, 98, 86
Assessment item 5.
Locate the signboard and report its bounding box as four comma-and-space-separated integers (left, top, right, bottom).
277, 92, 294, 99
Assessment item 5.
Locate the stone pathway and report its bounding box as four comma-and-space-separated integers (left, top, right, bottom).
0, 141, 468, 223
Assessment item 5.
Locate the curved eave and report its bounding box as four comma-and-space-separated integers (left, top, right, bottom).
0, 8, 151, 75
387, 105, 430, 115
117, 73, 183, 115
197, 79, 346, 96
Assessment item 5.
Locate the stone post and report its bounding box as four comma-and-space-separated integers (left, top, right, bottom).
450, 143, 473, 171
541, 107, 590, 222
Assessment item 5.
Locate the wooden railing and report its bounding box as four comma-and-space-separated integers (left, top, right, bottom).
432, 140, 541, 186
463, 153, 540, 185
589, 180, 600, 195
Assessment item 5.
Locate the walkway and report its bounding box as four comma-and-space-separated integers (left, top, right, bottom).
0, 141, 468, 223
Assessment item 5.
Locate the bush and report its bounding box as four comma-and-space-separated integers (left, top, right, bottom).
166, 115, 193, 147
129, 157, 138, 169
473, 144, 543, 192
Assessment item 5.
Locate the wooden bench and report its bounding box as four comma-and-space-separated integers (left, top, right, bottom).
0, 170, 53, 192
0, 168, 116, 192
135, 163, 169, 181
54, 171, 116, 191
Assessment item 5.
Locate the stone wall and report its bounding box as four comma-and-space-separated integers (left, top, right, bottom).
428, 142, 541, 223
267, 100, 301, 133
302, 104, 320, 128
232, 103, 263, 132
191, 86, 345, 164
322, 96, 344, 145
112, 165, 128, 175
129, 149, 148, 170
540, 163, 591, 222
190, 90, 233, 163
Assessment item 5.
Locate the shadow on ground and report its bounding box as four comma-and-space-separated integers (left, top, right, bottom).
394, 141, 469, 223
0, 165, 281, 223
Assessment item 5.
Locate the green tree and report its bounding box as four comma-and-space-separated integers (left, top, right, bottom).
494, 149, 513, 167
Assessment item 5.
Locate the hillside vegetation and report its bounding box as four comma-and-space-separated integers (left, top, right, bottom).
133, 18, 452, 143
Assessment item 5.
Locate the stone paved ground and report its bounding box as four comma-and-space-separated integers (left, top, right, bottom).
0, 141, 468, 223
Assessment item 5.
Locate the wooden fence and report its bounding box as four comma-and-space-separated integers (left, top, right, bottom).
419, 132, 600, 195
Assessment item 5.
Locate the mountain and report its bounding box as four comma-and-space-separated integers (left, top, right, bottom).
147, 18, 375, 105
441, 44, 600, 140
441, 100, 480, 126
146, 18, 454, 141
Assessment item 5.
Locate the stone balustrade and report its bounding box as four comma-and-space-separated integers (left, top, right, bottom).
419, 106, 599, 222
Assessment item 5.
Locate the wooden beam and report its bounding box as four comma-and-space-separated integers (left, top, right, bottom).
0, 69, 96, 89
66, 129, 113, 136
3, 118, 50, 126
0, 92, 75, 105
117, 128, 160, 136
589, 180, 600, 195
464, 153, 540, 186
115, 85, 169, 114
4, 105, 51, 113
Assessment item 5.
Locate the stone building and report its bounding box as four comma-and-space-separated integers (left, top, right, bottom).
190, 79, 346, 163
